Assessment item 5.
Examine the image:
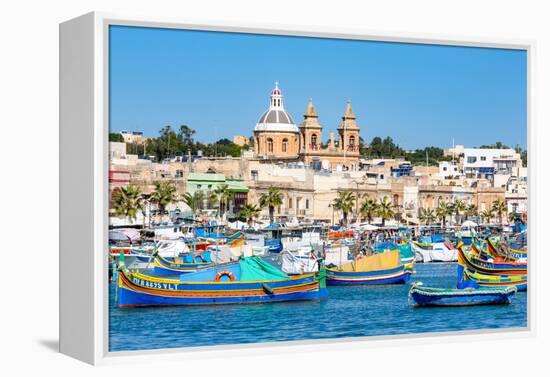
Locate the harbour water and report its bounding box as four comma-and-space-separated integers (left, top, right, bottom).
109, 262, 527, 352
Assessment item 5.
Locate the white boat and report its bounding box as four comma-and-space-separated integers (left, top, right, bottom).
155, 239, 190, 257
411, 241, 457, 263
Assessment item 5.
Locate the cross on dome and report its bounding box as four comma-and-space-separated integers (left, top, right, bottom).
270, 81, 283, 108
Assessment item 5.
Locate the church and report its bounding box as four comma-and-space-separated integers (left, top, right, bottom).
253, 83, 362, 170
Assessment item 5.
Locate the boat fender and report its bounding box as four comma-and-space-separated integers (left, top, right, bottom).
262, 283, 274, 295
215, 270, 235, 282
194, 253, 206, 263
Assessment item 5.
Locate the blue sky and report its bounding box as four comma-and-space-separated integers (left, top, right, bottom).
109, 25, 527, 149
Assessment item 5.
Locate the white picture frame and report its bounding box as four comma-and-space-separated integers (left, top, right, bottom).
59, 11, 535, 365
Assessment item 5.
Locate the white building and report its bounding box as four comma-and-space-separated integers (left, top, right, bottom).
109, 141, 126, 159
463, 148, 521, 179
438, 161, 462, 178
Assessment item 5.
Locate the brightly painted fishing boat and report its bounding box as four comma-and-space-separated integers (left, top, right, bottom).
326, 249, 410, 285
116, 256, 328, 307
408, 282, 516, 307
152, 252, 214, 275
372, 242, 415, 274
461, 267, 527, 291
486, 237, 527, 261
458, 246, 527, 275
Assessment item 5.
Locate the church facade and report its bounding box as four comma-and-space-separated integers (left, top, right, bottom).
253, 83, 363, 170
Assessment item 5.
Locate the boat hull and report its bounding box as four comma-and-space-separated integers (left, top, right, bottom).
409, 286, 516, 307
326, 265, 410, 286
117, 270, 327, 307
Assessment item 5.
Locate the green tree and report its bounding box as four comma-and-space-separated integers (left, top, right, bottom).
464, 204, 478, 220
150, 181, 178, 221
332, 191, 356, 226
376, 197, 395, 226
178, 125, 196, 145
239, 204, 261, 227
206, 191, 218, 210
492, 199, 507, 225
436, 201, 452, 227
259, 187, 283, 224
451, 198, 466, 225
111, 185, 145, 221
109, 133, 124, 142
418, 207, 437, 225
360, 197, 378, 224
214, 184, 234, 216
481, 209, 494, 224
182, 191, 205, 217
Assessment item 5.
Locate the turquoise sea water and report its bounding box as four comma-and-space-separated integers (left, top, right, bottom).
109, 263, 527, 352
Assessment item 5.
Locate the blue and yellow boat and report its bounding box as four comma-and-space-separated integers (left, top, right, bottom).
326, 249, 410, 285
116, 256, 328, 307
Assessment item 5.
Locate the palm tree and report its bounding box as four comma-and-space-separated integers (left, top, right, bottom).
214, 184, 234, 217
111, 185, 145, 222
206, 191, 219, 210
377, 197, 395, 227
332, 191, 355, 226
239, 204, 261, 227
259, 187, 283, 224
360, 197, 378, 224
451, 198, 466, 225
418, 207, 437, 225
150, 181, 178, 222
182, 191, 205, 217
436, 201, 452, 227
481, 209, 494, 225
464, 204, 478, 221
492, 199, 507, 225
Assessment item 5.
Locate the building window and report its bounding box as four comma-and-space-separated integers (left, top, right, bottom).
443, 167, 447, 171
305, 199, 309, 209
467, 156, 477, 163
267, 138, 273, 153
282, 138, 288, 152
288, 197, 292, 209
481, 156, 487, 161
311, 134, 317, 145
349, 135, 355, 145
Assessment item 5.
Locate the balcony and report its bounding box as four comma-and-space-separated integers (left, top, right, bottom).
346, 145, 359, 152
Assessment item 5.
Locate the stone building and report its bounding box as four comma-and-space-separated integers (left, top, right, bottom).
253, 83, 362, 170
253, 82, 300, 161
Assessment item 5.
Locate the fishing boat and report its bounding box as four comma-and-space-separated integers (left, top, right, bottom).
372, 242, 415, 270
486, 237, 528, 261
116, 256, 328, 307
152, 251, 214, 275
458, 246, 527, 275
326, 249, 410, 285
461, 266, 527, 291
408, 282, 516, 307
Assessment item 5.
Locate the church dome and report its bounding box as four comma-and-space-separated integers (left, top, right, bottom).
254, 82, 299, 133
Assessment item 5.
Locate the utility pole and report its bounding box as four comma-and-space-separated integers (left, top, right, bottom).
426, 150, 429, 168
